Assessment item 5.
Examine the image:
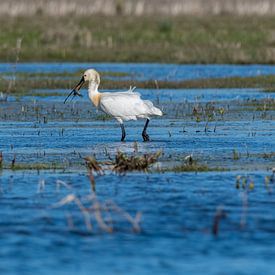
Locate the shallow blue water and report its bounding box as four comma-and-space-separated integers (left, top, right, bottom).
0, 170, 275, 275
10, 88, 271, 104
0, 119, 274, 169
0, 63, 275, 275
1, 63, 275, 80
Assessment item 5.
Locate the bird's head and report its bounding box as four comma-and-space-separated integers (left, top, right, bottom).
64, 68, 100, 103
83, 69, 100, 84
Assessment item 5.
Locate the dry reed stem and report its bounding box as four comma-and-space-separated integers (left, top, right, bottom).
37, 179, 45, 193
240, 192, 248, 228
92, 201, 113, 233
56, 180, 72, 192
106, 200, 142, 233
66, 212, 75, 230
84, 156, 104, 175
52, 194, 93, 231
212, 206, 226, 236
52, 192, 142, 233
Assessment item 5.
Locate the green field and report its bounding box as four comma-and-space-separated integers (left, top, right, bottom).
1, 15, 275, 63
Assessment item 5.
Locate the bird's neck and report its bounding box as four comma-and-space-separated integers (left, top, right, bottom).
88, 81, 101, 107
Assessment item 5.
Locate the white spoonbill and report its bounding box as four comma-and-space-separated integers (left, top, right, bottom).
64, 69, 162, 141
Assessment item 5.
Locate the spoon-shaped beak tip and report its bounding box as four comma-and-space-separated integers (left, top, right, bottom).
64, 76, 85, 104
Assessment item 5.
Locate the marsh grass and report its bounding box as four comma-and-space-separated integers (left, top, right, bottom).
10, 163, 65, 170
158, 155, 227, 172
161, 163, 226, 173
3, 74, 275, 96
244, 98, 275, 111
2, 0, 275, 17
169, 164, 216, 172
0, 153, 66, 170
233, 149, 241, 160
84, 151, 162, 174
94, 114, 113, 121
113, 151, 162, 173
1, 15, 275, 63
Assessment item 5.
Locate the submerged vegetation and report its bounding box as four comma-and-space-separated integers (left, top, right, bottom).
0, 150, 229, 173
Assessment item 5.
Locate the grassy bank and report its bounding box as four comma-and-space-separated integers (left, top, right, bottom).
2, 73, 275, 94
1, 15, 275, 63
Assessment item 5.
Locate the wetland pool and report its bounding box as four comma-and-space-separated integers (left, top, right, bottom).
0, 63, 275, 275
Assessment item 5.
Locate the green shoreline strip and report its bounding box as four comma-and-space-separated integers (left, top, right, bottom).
1, 15, 275, 64
2, 74, 275, 94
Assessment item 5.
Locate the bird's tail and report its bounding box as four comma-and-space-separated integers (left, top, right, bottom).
151, 106, 163, 116
144, 100, 163, 116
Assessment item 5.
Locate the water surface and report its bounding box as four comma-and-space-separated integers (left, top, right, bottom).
0, 63, 275, 275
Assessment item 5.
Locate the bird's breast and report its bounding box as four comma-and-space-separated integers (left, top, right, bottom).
89, 93, 101, 107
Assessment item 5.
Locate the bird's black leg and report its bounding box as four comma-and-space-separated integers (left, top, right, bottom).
120, 123, 126, 141
142, 119, 150, 142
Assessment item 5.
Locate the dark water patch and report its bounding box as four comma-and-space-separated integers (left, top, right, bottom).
0, 170, 275, 274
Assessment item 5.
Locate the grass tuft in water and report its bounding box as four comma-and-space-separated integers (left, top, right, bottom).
6, 162, 65, 170
164, 163, 223, 172
113, 151, 162, 173
84, 151, 162, 174
161, 155, 226, 172
94, 114, 113, 121
233, 149, 240, 160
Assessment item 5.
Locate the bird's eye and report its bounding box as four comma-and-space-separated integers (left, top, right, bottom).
84, 74, 87, 77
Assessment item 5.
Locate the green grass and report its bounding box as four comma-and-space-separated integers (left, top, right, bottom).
94, 114, 113, 121
243, 98, 275, 111
160, 164, 227, 172
1, 162, 66, 170
3, 73, 275, 95
1, 15, 275, 63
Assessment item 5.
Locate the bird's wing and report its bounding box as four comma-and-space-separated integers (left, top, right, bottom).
102, 89, 141, 97
99, 92, 152, 118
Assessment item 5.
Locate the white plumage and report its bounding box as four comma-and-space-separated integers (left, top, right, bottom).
100, 89, 162, 123
67, 68, 162, 141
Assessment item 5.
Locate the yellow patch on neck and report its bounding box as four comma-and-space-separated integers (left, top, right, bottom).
91, 93, 101, 107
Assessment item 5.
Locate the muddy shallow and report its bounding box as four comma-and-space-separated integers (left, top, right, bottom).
0, 63, 275, 274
